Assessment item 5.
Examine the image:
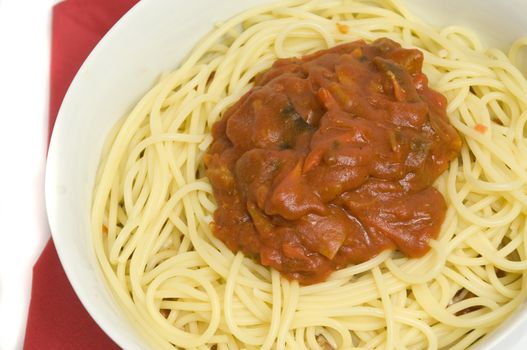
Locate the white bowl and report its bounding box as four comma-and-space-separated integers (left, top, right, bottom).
45, 0, 527, 349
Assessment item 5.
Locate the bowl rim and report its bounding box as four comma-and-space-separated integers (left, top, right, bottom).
45, 0, 148, 348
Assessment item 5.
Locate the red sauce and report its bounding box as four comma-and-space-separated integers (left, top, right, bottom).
474, 123, 488, 134
205, 38, 461, 284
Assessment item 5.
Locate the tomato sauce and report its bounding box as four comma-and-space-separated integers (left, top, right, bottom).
205, 38, 461, 284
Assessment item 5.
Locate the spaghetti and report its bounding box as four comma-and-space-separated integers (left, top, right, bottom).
91, 0, 527, 349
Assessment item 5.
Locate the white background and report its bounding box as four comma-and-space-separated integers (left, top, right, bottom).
0, 0, 59, 349
0, 1, 527, 350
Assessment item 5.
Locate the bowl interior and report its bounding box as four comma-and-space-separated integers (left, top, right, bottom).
45, 0, 527, 349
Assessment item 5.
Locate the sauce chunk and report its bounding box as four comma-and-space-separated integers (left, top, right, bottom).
205, 38, 461, 284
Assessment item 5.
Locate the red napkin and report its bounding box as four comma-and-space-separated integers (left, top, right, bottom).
24, 1, 138, 349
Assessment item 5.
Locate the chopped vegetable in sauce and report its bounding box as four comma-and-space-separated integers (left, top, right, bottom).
205, 38, 461, 284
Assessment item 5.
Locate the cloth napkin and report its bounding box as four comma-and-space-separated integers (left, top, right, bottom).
24, 1, 137, 349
